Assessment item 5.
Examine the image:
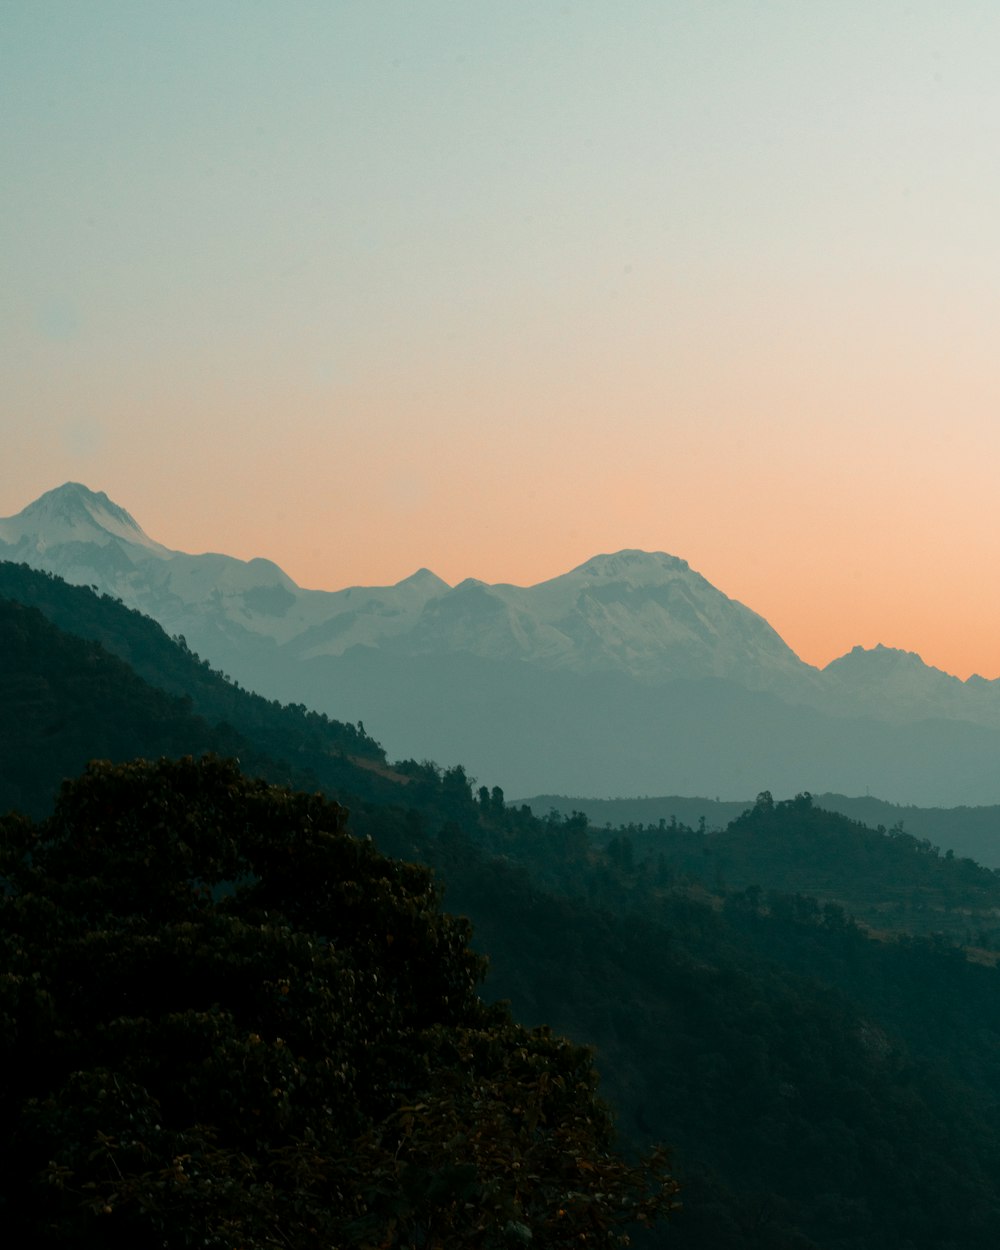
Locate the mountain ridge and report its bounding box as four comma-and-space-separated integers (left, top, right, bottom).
5, 482, 1000, 803
0, 484, 820, 688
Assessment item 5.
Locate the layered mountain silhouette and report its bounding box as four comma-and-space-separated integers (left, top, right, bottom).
13, 558, 1000, 1249
4, 481, 1000, 804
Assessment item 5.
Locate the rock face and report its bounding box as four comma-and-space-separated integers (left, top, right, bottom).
4, 482, 1000, 804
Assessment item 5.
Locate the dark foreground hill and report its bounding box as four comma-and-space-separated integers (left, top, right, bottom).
0, 755, 674, 1248
7, 566, 1000, 1246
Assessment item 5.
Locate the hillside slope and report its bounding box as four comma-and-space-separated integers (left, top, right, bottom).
7, 569, 1000, 1246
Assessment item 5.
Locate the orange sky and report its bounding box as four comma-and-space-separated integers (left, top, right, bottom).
3, 3, 999, 680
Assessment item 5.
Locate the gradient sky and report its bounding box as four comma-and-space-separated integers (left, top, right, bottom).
3, 2, 1000, 679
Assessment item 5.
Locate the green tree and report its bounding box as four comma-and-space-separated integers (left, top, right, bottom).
0, 755, 676, 1249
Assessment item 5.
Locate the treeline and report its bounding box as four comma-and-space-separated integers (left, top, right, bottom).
530, 789, 1000, 870
540, 792, 1000, 945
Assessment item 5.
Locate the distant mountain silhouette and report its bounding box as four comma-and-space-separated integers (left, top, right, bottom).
4, 482, 1000, 804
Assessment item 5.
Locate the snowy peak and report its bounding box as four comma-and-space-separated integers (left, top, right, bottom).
396, 567, 451, 594
825, 644, 937, 674
809, 642, 1000, 730
822, 644, 962, 695
0, 482, 169, 557
568, 550, 691, 585
377, 547, 812, 691
530, 549, 709, 618
493, 547, 808, 689
0, 487, 815, 692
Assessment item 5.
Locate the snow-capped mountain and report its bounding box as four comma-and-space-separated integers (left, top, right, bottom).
384, 551, 815, 698
0, 483, 437, 654
4, 482, 1000, 803
0, 483, 171, 562
818, 643, 1000, 729
0, 484, 814, 691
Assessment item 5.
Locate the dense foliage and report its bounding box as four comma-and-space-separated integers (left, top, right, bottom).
0, 755, 676, 1248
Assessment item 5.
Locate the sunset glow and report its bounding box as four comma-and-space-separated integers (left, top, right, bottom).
4, 2, 999, 679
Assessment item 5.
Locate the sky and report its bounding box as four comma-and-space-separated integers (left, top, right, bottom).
3, 1, 1000, 680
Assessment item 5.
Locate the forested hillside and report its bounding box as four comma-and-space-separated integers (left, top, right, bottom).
5, 564, 1000, 1247
0, 560, 382, 755
0, 562, 393, 816
566, 791, 1000, 945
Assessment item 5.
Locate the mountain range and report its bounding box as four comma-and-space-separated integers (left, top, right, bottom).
3, 481, 1000, 804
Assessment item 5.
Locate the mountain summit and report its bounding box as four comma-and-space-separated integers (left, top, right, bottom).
0, 482, 168, 558
570, 550, 692, 582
